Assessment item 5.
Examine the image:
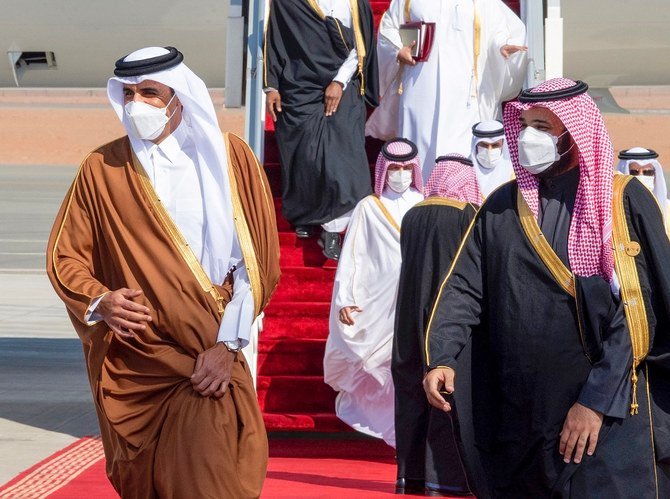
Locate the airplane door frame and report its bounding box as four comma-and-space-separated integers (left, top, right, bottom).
244, 0, 269, 160
522, 0, 563, 88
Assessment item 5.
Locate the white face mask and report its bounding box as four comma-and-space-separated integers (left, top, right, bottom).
387, 169, 413, 193
476, 146, 503, 170
635, 175, 655, 193
518, 126, 573, 175
124, 93, 177, 141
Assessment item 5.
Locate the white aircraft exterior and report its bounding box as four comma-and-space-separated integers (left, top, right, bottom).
0, 0, 229, 87
562, 0, 670, 86
1, 0, 668, 89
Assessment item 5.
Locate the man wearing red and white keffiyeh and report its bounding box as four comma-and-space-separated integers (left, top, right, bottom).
325, 138, 424, 449
505, 77, 615, 283
424, 154, 483, 205
423, 78, 670, 498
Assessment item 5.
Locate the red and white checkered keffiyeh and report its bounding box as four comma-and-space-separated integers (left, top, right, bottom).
374, 140, 423, 197
424, 155, 483, 205
504, 78, 615, 281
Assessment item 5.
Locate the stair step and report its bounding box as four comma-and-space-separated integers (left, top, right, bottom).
258, 338, 327, 376
263, 412, 351, 432
265, 301, 331, 318
279, 232, 332, 267
262, 300, 331, 340
257, 375, 336, 413
262, 315, 329, 341
270, 266, 336, 302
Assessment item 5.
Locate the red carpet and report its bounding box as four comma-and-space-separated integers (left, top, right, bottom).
0, 437, 110, 499
0, 437, 409, 498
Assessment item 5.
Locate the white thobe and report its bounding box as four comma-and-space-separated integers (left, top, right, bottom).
86, 122, 254, 346
367, 0, 527, 181
324, 186, 424, 447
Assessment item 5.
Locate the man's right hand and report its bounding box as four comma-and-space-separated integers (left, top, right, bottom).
97, 288, 152, 339
266, 91, 282, 122
397, 41, 417, 66
339, 306, 363, 326
423, 367, 455, 412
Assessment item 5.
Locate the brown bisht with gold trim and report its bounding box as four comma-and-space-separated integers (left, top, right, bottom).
46, 133, 280, 499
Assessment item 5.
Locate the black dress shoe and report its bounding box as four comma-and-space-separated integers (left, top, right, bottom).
395, 478, 425, 495
294, 225, 313, 239
318, 230, 341, 260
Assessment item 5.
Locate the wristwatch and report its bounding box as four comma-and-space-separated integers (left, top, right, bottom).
221, 339, 242, 353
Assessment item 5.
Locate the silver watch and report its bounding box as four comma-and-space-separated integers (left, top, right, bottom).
222, 339, 242, 353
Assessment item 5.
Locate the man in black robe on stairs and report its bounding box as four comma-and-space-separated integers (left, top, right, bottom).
423, 78, 670, 498
264, 0, 378, 260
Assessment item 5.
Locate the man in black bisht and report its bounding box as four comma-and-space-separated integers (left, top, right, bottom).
423, 78, 670, 498
393, 155, 480, 496
264, 0, 378, 259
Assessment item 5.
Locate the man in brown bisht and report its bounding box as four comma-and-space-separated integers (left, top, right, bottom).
46, 46, 280, 498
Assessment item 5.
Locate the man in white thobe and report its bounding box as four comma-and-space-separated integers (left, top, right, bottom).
367, 0, 527, 180
470, 120, 515, 198
616, 147, 670, 233
323, 138, 424, 447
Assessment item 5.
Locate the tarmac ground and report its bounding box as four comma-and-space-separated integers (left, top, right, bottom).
0, 87, 668, 486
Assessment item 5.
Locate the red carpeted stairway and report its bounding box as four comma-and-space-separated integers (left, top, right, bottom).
257, 0, 521, 432
257, 112, 353, 432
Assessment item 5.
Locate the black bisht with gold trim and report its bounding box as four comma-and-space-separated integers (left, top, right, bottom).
263, 0, 379, 227
393, 197, 478, 493
425, 178, 670, 498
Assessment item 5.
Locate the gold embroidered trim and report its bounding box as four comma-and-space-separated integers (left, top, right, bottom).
518, 186, 590, 368
51, 157, 95, 324
224, 133, 264, 316
424, 214, 478, 365
612, 174, 650, 414
349, 0, 367, 96
517, 190, 575, 297
306, 0, 326, 19
130, 153, 225, 314
416, 197, 469, 210
403, 0, 411, 23
645, 365, 659, 498
371, 195, 400, 232
227, 133, 274, 222
399, 0, 410, 96
335, 18, 351, 52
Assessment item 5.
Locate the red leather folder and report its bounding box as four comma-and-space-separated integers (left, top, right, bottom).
399, 21, 436, 62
